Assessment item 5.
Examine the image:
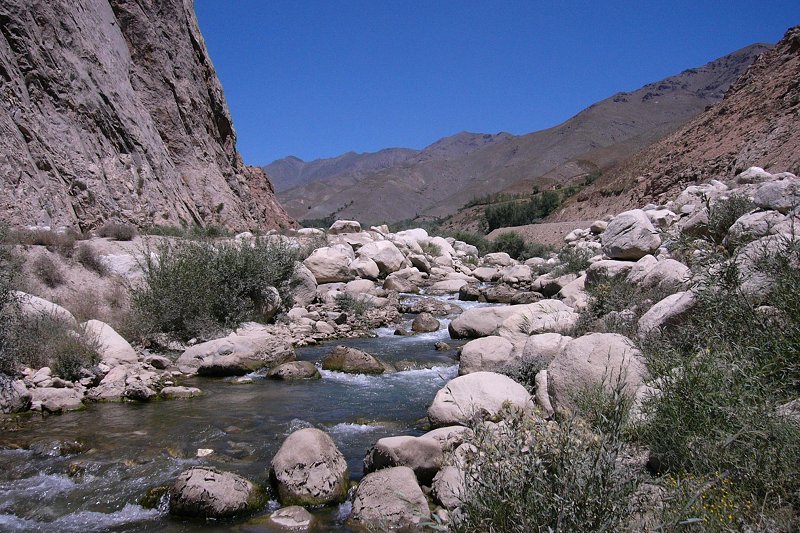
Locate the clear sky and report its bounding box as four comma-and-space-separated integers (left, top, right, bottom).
194, 1, 798, 165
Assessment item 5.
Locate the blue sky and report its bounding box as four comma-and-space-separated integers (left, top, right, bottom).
194, 1, 798, 165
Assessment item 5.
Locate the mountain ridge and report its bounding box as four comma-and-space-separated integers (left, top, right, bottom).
274, 42, 769, 225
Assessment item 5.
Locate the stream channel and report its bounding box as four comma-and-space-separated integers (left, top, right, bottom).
0, 295, 495, 532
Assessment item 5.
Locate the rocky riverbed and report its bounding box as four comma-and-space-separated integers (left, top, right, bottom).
1, 166, 798, 531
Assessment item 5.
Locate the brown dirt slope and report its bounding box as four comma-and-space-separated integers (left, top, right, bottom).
0, 0, 295, 231
552, 26, 800, 222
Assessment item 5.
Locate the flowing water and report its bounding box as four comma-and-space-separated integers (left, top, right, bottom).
0, 295, 495, 532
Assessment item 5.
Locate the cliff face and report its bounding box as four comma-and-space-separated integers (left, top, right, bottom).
0, 0, 294, 230
553, 26, 800, 221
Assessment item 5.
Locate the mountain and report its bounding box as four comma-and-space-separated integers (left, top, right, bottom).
266, 149, 419, 192
276, 43, 768, 225
552, 26, 800, 222
0, 0, 294, 230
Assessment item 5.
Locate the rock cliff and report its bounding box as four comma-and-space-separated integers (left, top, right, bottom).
0, 0, 294, 230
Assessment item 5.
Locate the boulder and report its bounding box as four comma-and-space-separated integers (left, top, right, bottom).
267, 506, 315, 531
12, 291, 77, 326
328, 220, 361, 234
625, 255, 658, 285
532, 272, 578, 297
585, 260, 635, 288
590, 220, 609, 234
363, 435, 444, 485
639, 259, 691, 293
408, 254, 432, 274
427, 279, 468, 294
350, 466, 430, 528
177, 329, 295, 376
411, 312, 440, 333
520, 333, 572, 368
0, 378, 32, 414
546, 333, 648, 411
383, 275, 419, 293
291, 262, 318, 307
344, 279, 376, 295
646, 209, 679, 229
170, 467, 264, 519
83, 320, 138, 366
422, 426, 473, 451
86, 364, 128, 401
144, 355, 172, 370
471, 266, 498, 281
160, 386, 203, 399
725, 210, 786, 247
481, 284, 518, 303
270, 428, 349, 506
458, 336, 516, 375
432, 465, 466, 511
302, 247, 355, 284
637, 291, 697, 338
601, 209, 661, 260
357, 241, 406, 275
267, 361, 321, 380
500, 264, 533, 283
350, 256, 380, 280
753, 178, 799, 214
496, 300, 580, 347
428, 372, 533, 427
482, 252, 513, 266
30, 387, 84, 413
558, 275, 588, 310
321, 346, 388, 374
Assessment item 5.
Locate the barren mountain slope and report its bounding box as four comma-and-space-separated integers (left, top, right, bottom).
278, 44, 767, 225
266, 148, 419, 192
552, 26, 800, 222
0, 0, 294, 230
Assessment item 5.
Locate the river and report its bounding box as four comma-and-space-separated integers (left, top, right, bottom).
0, 295, 492, 531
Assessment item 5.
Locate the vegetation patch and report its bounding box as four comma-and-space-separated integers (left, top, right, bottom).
131, 238, 299, 340
97, 222, 137, 241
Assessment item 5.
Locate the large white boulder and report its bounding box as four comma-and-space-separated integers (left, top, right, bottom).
428, 372, 533, 427
177, 328, 295, 376
350, 467, 430, 528
303, 247, 355, 284
363, 435, 444, 485
328, 220, 361, 234
638, 291, 697, 338
546, 333, 648, 411
270, 428, 349, 506
357, 241, 406, 275
170, 467, 263, 519
82, 320, 138, 366
601, 209, 662, 260
291, 262, 318, 307
458, 336, 516, 375
12, 291, 77, 326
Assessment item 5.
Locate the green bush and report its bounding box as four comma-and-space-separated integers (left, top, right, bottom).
490, 232, 527, 259
553, 246, 594, 275
334, 293, 371, 316
636, 238, 800, 529
484, 191, 560, 232
454, 399, 640, 533
131, 237, 298, 340
1, 315, 100, 380
706, 194, 756, 245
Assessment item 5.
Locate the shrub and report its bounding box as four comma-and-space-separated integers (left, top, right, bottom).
334, 293, 371, 316
5, 227, 78, 257
97, 222, 137, 241
440, 230, 490, 255
484, 191, 560, 232
31, 254, 65, 288
2, 315, 100, 380
499, 356, 545, 395
553, 246, 594, 275
490, 232, 527, 259
453, 399, 640, 533
131, 237, 298, 340
75, 242, 107, 276
705, 194, 756, 245
419, 241, 442, 256
636, 238, 800, 529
